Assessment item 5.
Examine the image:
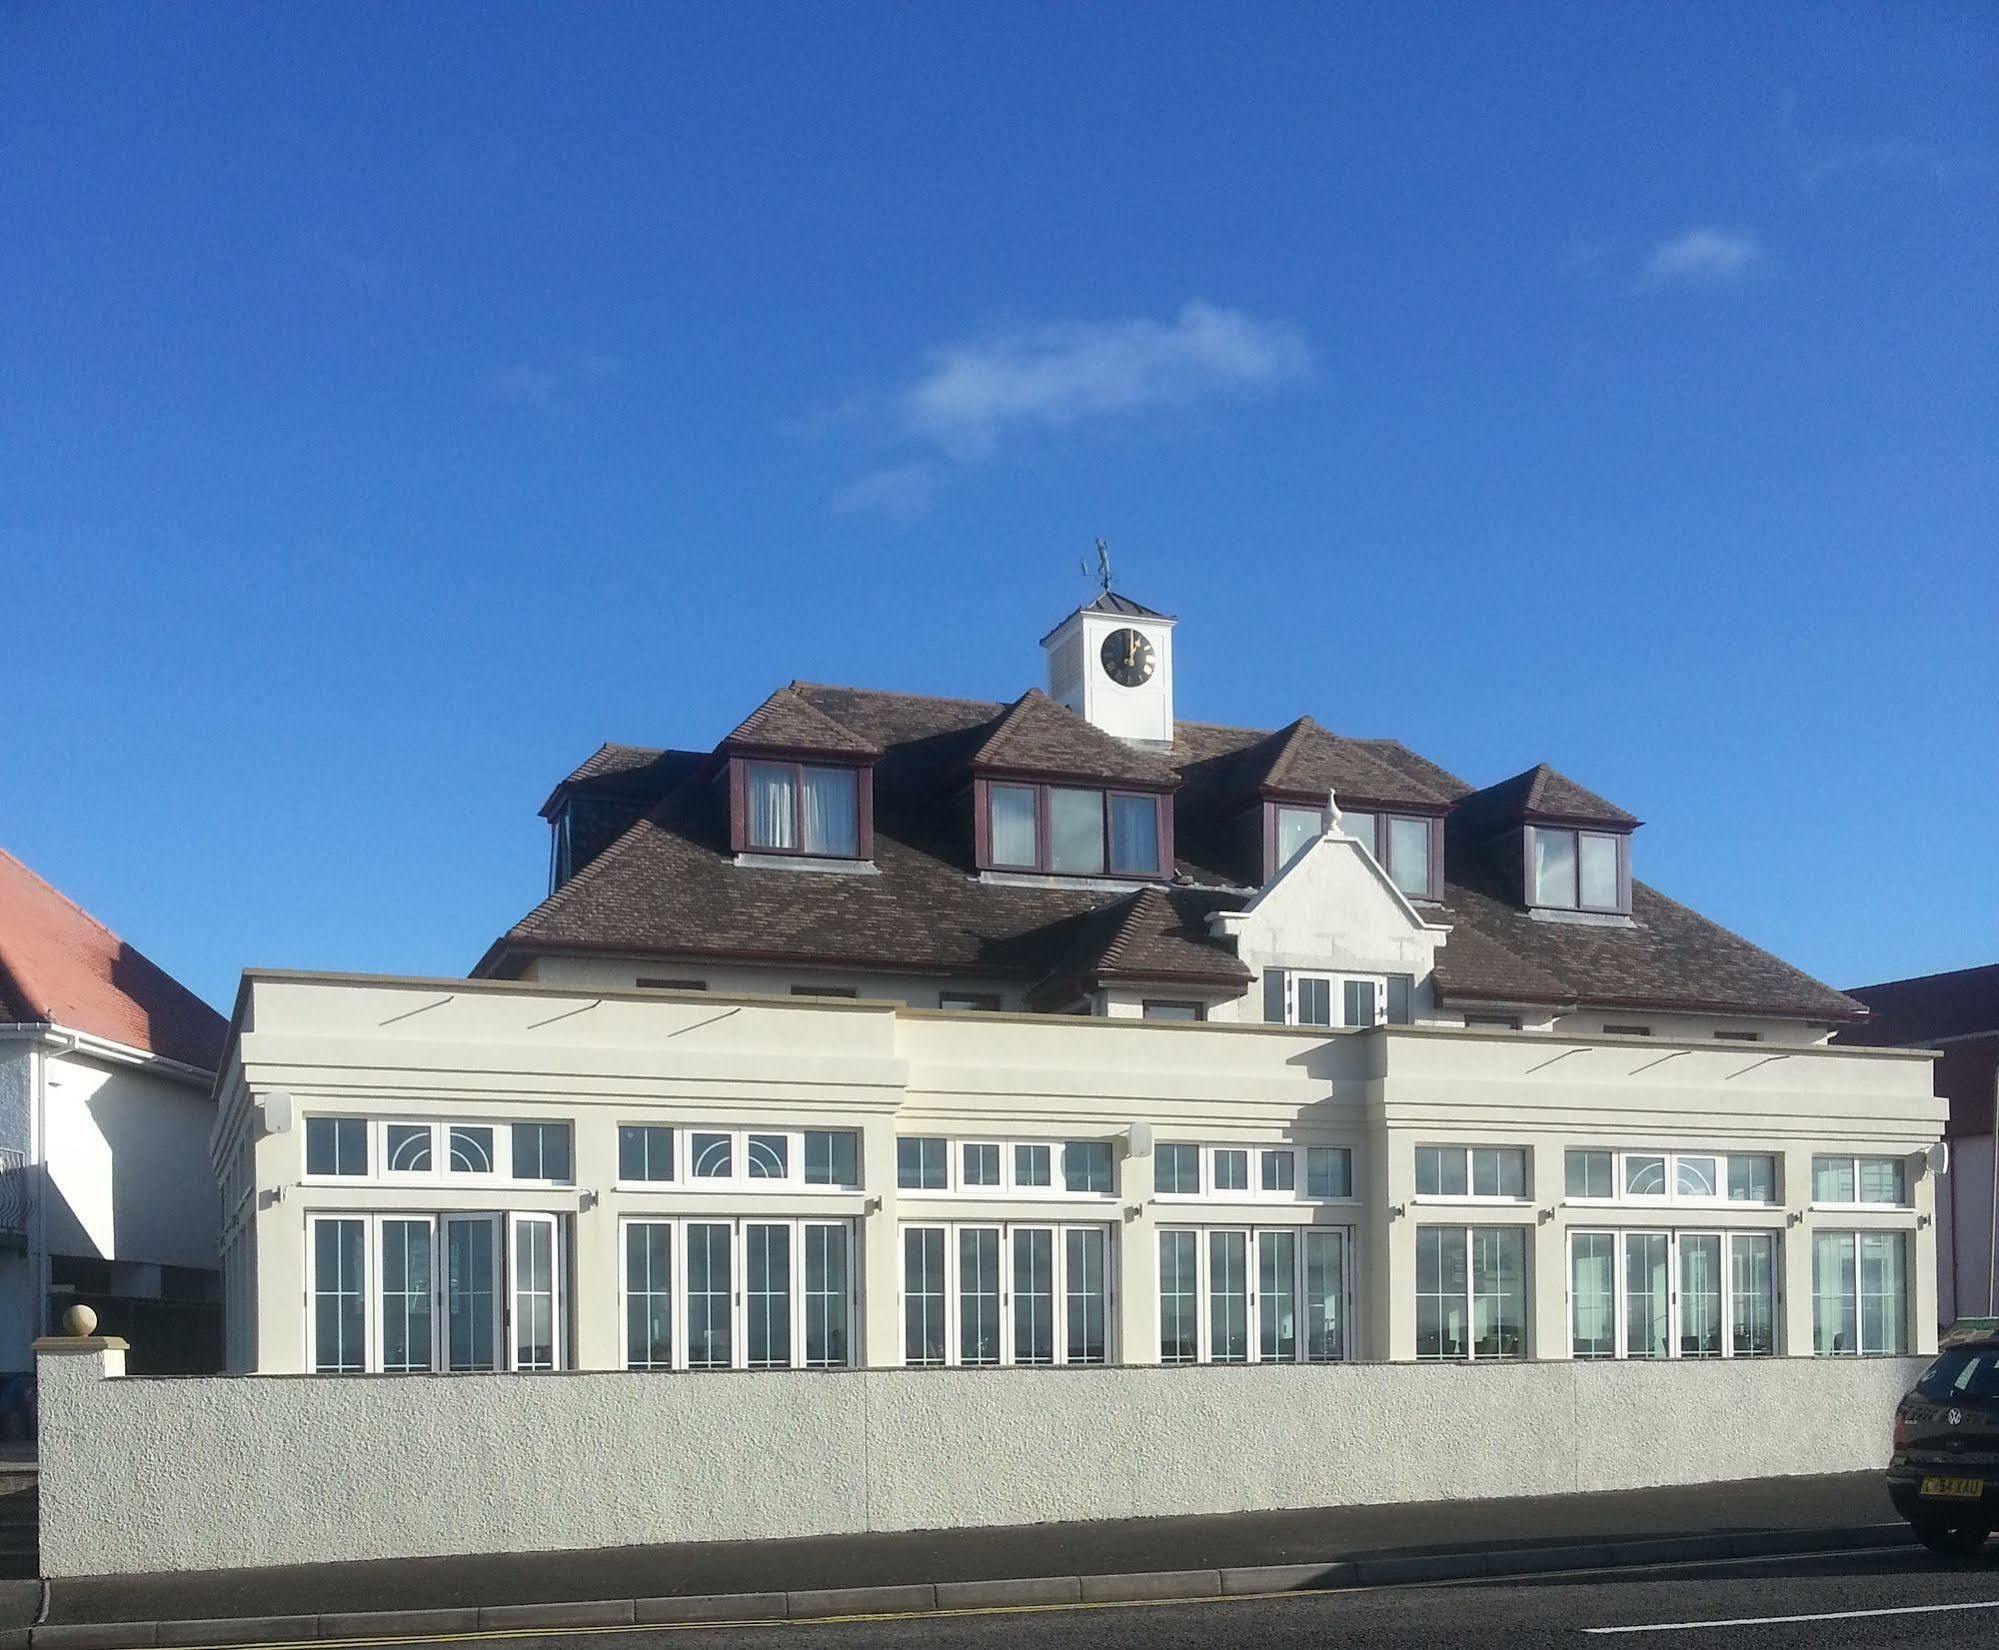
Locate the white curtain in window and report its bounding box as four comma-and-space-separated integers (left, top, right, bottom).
990, 786, 1038, 867
1532, 827, 1577, 906
1388, 817, 1430, 897
747, 763, 796, 850
1109, 795, 1159, 874
1578, 832, 1619, 908
1275, 806, 1322, 865
801, 766, 859, 856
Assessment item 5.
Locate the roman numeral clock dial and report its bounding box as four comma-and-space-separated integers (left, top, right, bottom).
1100, 627, 1156, 687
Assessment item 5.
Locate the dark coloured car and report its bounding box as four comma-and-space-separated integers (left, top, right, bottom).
1888, 1337, 1999, 1555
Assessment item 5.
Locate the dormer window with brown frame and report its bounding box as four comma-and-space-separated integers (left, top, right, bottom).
1338, 808, 1443, 902
1526, 825, 1628, 914
732, 759, 872, 860
978, 780, 1170, 880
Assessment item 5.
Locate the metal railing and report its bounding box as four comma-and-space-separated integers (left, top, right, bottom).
0, 1148, 31, 1233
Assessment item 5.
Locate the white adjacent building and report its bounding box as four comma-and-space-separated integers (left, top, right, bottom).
211, 593, 1946, 1380
0, 848, 225, 1403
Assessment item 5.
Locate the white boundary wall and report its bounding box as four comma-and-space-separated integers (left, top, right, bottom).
38, 1341, 1922, 1577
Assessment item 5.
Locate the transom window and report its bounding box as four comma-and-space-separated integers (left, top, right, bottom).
1564, 1149, 1777, 1205
983, 782, 1166, 878
1341, 810, 1437, 900
743, 761, 863, 857
616, 1124, 860, 1191
1812, 1231, 1908, 1355
1570, 1229, 1778, 1361
1415, 1226, 1527, 1360
1153, 1143, 1354, 1202
897, 1136, 1114, 1198
1158, 1226, 1351, 1365
1810, 1155, 1909, 1208
307, 1117, 572, 1186
308, 1211, 562, 1375
1528, 826, 1624, 912
901, 1222, 1110, 1367
1415, 1145, 1528, 1201
623, 1216, 853, 1372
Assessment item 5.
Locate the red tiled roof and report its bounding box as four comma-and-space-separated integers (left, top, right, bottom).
0, 848, 226, 1073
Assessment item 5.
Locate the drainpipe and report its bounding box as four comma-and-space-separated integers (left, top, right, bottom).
27, 1029, 78, 1342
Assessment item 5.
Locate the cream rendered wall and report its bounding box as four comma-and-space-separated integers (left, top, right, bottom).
41, 1049, 216, 1271
216, 973, 1943, 1377
525, 952, 1029, 1012
37, 1340, 1926, 1576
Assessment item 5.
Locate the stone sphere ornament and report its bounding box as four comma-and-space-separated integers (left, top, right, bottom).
62, 1304, 98, 1338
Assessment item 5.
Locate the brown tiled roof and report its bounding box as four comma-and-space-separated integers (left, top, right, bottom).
972, 690, 1179, 786
0, 847, 226, 1071
540, 745, 704, 819
1458, 764, 1640, 829
484, 682, 1857, 1021
1840, 964, 1999, 1048
722, 685, 883, 758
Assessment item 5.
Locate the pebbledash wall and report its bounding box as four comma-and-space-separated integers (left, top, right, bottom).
37, 1338, 1924, 1576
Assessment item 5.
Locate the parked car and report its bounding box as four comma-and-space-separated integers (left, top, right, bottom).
1888, 1336, 1999, 1555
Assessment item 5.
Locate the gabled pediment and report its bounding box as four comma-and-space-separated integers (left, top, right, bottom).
1212, 829, 1448, 978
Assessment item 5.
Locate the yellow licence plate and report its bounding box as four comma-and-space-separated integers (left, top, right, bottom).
1920, 1476, 1985, 1501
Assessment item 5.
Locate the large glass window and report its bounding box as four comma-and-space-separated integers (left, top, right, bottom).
1570, 1229, 1778, 1360
620, 1218, 853, 1373
1813, 1231, 1907, 1356
898, 1136, 948, 1190
1386, 816, 1431, 899
1155, 1143, 1201, 1196
1160, 1226, 1352, 1365
746, 761, 863, 858
989, 785, 1038, 868
311, 1212, 563, 1375
511, 1123, 572, 1183
1415, 1226, 1527, 1360
900, 1135, 1114, 1198
1152, 1143, 1353, 1203
900, 1223, 1112, 1367
987, 784, 1164, 878
1531, 826, 1622, 911
624, 1221, 673, 1370
1062, 1141, 1114, 1194
745, 1223, 793, 1369
620, 1125, 674, 1183
685, 1221, 733, 1369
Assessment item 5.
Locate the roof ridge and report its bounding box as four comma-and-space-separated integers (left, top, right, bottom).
790, 680, 1008, 713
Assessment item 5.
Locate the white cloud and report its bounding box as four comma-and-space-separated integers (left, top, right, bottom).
484, 351, 622, 407
899, 299, 1312, 461
1639, 228, 1767, 288
823, 300, 1311, 515
830, 463, 939, 521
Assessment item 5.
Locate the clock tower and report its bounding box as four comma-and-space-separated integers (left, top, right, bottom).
1040, 593, 1178, 746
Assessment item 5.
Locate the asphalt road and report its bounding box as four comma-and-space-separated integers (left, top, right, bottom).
437, 1546, 1999, 1650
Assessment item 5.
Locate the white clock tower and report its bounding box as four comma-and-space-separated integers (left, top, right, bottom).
1040, 593, 1178, 746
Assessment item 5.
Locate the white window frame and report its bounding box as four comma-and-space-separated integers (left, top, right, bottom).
1561, 1148, 1781, 1209
1282, 972, 1390, 1029
507, 1211, 563, 1372
1811, 1228, 1910, 1357
1565, 1227, 1781, 1361
894, 1136, 1118, 1202
612, 1123, 863, 1193
1413, 1144, 1531, 1205
617, 1215, 856, 1373
1414, 1224, 1531, 1361
307, 1210, 563, 1375
303, 1117, 575, 1189
1152, 1143, 1357, 1206
896, 1221, 1113, 1368
1808, 1155, 1911, 1211
1156, 1225, 1355, 1366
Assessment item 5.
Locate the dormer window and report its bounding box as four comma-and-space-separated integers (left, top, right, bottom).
978, 780, 1169, 879
1272, 804, 1325, 868
738, 760, 868, 858
1528, 825, 1626, 912
1340, 810, 1440, 902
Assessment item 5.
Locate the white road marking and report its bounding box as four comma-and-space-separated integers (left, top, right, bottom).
1584, 1597, 1999, 1634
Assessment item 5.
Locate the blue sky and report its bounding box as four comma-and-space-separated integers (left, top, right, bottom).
2, 4, 1994, 1015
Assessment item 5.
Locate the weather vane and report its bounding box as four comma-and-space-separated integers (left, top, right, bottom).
1082, 538, 1112, 596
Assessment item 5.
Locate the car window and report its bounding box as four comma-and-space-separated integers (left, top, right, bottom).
1914, 1348, 1999, 1402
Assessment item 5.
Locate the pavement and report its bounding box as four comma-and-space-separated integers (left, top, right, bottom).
19, 1470, 1918, 1640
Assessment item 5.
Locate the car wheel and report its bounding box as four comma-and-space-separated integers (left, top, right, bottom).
1912, 1519, 1990, 1558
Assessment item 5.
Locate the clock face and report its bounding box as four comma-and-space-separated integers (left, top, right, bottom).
1100, 627, 1156, 688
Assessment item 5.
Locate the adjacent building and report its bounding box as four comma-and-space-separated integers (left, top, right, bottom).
1840, 964, 1999, 1330
212, 593, 1946, 1379
0, 848, 226, 1397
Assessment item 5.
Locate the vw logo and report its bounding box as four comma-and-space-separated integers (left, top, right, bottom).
1948, 1408, 1964, 1426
